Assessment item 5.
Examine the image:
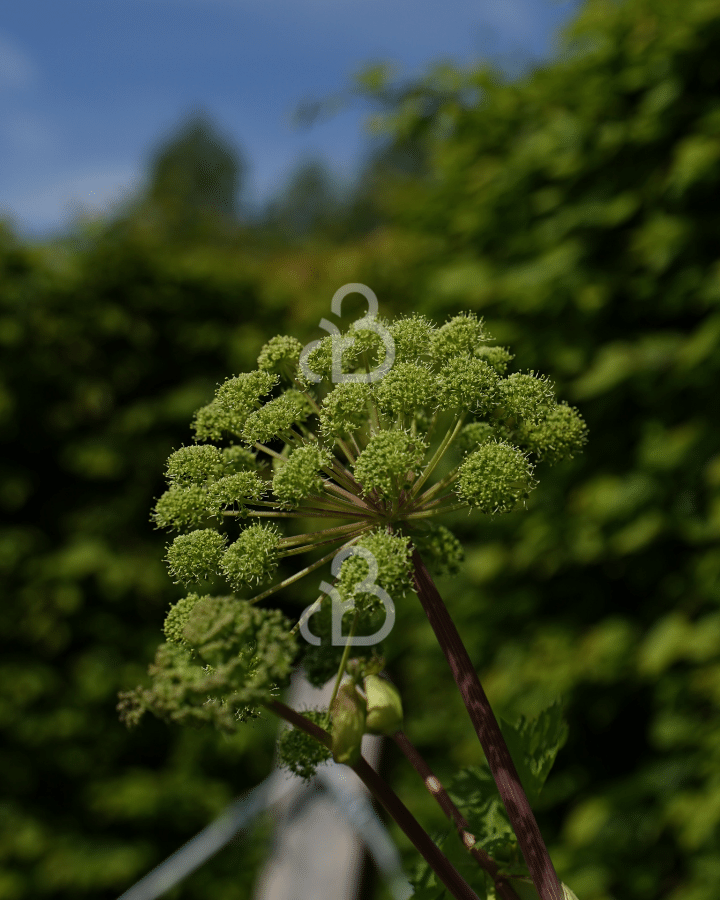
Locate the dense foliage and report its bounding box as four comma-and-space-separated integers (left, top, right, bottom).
2, 0, 720, 896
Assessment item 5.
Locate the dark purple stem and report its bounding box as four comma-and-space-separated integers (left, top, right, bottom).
392, 730, 522, 900
266, 699, 481, 900
411, 548, 564, 900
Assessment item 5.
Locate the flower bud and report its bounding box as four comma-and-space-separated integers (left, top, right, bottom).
330, 683, 367, 766
363, 674, 403, 735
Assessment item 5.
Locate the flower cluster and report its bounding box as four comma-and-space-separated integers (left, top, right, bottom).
121, 310, 587, 739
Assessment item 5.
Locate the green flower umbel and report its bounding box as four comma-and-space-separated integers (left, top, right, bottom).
122, 310, 587, 736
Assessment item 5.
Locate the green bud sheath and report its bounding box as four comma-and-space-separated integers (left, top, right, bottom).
330, 683, 367, 766
364, 674, 403, 736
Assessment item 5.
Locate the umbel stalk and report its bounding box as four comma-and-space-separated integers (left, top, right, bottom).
266, 700, 482, 900
410, 548, 564, 900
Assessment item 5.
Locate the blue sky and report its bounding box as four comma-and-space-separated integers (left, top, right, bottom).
0, 0, 584, 243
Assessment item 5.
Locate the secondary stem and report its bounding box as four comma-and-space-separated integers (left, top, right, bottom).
328, 610, 359, 709
265, 700, 481, 900
392, 730, 521, 900
410, 548, 564, 900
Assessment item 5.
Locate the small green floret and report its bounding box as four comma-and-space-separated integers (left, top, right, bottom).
192, 401, 245, 442
319, 382, 373, 440
386, 314, 435, 364
257, 335, 304, 378
337, 529, 413, 611
165, 445, 223, 484
166, 529, 228, 584
222, 445, 257, 473
374, 362, 436, 418
514, 402, 589, 465
277, 709, 332, 781
436, 357, 500, 415
163, 592, 202, 644
242, 391, 308, 444
152, 484, 211, 532
409, 524, 464, 577
500, 372, 556, 424
475, 345, 514, 374
207, 472, 266, 517
221, 523, 281, 589
458, 421, 495, 453
215, 371, 278, 415
272, 444, 331, 506
353, 430, 428, 500
430, 312, 490, 363
456, 440, 537, 514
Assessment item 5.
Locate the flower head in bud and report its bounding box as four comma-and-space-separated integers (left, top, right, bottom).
119, 599, 296, 734
458, 421, 496, 453
436, 357, 500, 416
277, 708, 332, 782
319, 382, 373, 440
513, 401, 589, 465
182, 594, 296, 678
374, 361, 436, 418
409, 523, 464, 577
221, 445, 257, 473
163, 592, 202, 644
457, 440, 537, 514
353, 430, 428, 500
191, 400, 244, 442
474, 345, 514, 375
385, 314, 435, 364
152, 484, 211, 532
207, 472, 266, 517
499, 372, 556, 425
257, 335, 304, 379
131, 308, 588, 744
166, 529, 228, 585
215, 371, 278, 415
430, 311, 490, 363
345, 320, 388, 369
221, 523, 281, 589
272, 444, 332, 507
165, 445, 224, 484
242, 391, 308, 445
336, 529, 412, 612
296, 334, 335, 386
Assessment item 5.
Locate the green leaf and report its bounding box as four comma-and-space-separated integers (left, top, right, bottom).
497, 699, 569, 805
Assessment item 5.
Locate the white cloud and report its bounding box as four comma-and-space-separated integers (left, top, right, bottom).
0, 166, 144, 238
0, 32, 38, 92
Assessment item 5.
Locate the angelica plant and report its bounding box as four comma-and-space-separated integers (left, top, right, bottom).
119, 308, 587, 900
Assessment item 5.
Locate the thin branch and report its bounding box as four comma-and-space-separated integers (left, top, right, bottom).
248, 531, 371, 605
410, 548, 564, 900
392, 731, 521, 900
265, 701, 481, 900
278, 520, 370, 547
409, 414, 466, 501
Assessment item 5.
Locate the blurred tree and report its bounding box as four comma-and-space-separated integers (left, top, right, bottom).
128, 109, 246, 245
0, 220, 292, 899
258, 157, 342, 243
